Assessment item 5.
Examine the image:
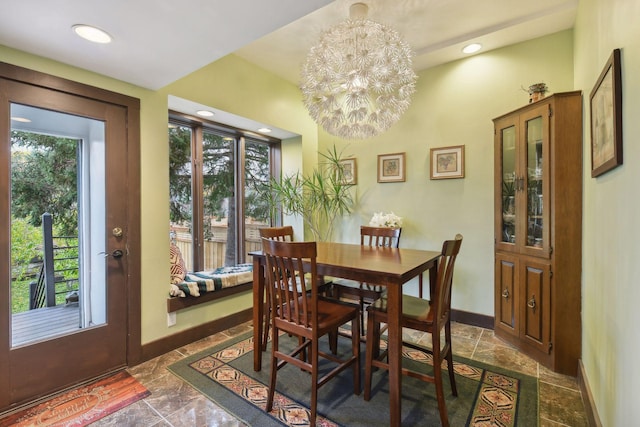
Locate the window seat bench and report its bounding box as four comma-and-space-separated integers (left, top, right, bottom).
167, 263, 253, 313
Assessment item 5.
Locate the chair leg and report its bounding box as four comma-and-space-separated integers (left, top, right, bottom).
329, 329, 338, 354
445, 321, 457, 396
352, 311, 361, 395
364, 310, 376, 401
359, 296, 366, 337
310, 337, 319, 426
432, 334, 450, 427
262, 304, 270, 350
266, 329, 279, 413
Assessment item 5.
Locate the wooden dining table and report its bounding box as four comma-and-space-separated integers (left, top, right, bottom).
250, 241, 441, 427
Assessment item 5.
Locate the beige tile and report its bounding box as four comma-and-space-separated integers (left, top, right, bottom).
450, 321, 484, 341
539, 381, 588, 427
471, 335, 539, 377
163, 396, 247, 427
127, 350, 184, 387
142, 372, 207, 417
222, 320, 253, 338
539, 417, 567, 427
539, 364, 579, 390
90, 400, 164, 426
176, 333, 233, 356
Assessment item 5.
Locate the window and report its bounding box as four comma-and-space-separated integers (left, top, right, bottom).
169, 113, 278, 271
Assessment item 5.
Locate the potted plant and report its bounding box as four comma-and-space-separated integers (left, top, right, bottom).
262, 146, 355, 241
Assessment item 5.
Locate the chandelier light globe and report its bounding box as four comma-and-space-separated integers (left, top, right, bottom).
300, 6, 418, 140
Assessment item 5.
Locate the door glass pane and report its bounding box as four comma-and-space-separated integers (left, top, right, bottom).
244, 140, 271, 257
10, 103, 106, 347
526, 116, 543, 248
168, 124, 193, 271
202, 132, 236, 268
501, 125, 516, 244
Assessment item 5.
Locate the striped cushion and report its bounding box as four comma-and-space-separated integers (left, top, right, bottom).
169, 244, 187, 284
169, 263, 253, 297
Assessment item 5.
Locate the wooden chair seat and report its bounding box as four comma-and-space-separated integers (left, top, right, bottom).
368, 293, 436, 325
277, 297, 361, 335
364, 234, 463, 427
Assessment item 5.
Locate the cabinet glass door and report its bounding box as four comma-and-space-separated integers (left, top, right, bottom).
501, 125, 517, 244
525, 116, 543, 249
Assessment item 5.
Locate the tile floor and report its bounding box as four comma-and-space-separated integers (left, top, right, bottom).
91, 320, 589, 426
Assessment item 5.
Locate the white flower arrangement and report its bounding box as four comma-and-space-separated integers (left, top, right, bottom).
369, 212, 403, 228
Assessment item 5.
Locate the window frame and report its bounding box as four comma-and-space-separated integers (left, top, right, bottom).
169, 111, 281, 270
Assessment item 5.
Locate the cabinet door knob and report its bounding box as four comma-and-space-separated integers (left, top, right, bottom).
527, 296, 536, 309
502, 289, 510, 299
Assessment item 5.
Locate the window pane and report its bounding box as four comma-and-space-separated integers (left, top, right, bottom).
168, 124, 193, 271
526, 116, 543, 248
202, 132, 236, 268
501, 125, 516, 244
244, 140, 271, 256
10, 104, 106, 346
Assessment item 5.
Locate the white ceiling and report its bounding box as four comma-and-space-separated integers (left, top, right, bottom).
1, 0, 578, 137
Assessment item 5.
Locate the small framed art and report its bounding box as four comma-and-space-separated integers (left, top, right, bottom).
377, 153, 406, 183
338, 158, 357, 184
430, 145, 465, 179
590, 48, 622, 178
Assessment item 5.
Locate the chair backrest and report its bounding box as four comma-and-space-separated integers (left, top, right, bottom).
360, 225, 401, 248
433, 234, 463, 327
259, 225, 294, 241
262, 238, 318, 330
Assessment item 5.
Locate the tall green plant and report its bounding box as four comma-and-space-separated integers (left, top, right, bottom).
265, 146, 355, 241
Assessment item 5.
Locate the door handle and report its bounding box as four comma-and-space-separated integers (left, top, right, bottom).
99, 249, 124, 258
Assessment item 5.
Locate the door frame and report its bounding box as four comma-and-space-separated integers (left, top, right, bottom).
0, 62, 141, 409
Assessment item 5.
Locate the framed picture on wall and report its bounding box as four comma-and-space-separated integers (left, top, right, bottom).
430, 145, 465, 179
337, 158, 357, 184
377, 153, 405, 183
590, 48, 623, 178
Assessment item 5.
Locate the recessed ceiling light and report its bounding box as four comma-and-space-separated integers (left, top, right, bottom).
196, 110, 215, 117
462, 43, 482, 54
258, 128, 272, 133
11, 116, 31, 123
72, 24, 112, 44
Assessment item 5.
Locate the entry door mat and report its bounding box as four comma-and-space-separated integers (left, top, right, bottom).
0, 371, 150, 427
168, 331, 539, 426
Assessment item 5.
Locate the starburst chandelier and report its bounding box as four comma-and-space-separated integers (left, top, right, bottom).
300, 2, 418, 140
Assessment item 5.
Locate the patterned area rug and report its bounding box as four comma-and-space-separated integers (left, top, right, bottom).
0, 371, 150, 427
168, 331, 538, 426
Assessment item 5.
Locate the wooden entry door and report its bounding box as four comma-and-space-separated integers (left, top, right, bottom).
0, 65, 141, 411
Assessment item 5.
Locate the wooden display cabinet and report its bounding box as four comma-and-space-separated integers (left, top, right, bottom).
493, 91, 582, 376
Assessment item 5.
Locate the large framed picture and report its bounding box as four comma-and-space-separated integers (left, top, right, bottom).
430, 145, 465, 179
590, 48, 622, 178
377, 153, 405, 183
338, 158, 357, 184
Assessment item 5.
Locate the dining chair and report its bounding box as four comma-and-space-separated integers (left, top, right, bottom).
331, 225, 402, 337
258, 226, 333, 350
258, 226, 294, 349
262, 238, 360, 426
363, 234, 463, 427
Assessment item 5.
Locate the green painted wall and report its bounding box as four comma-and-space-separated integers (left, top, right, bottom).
574, 0, 640, 425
